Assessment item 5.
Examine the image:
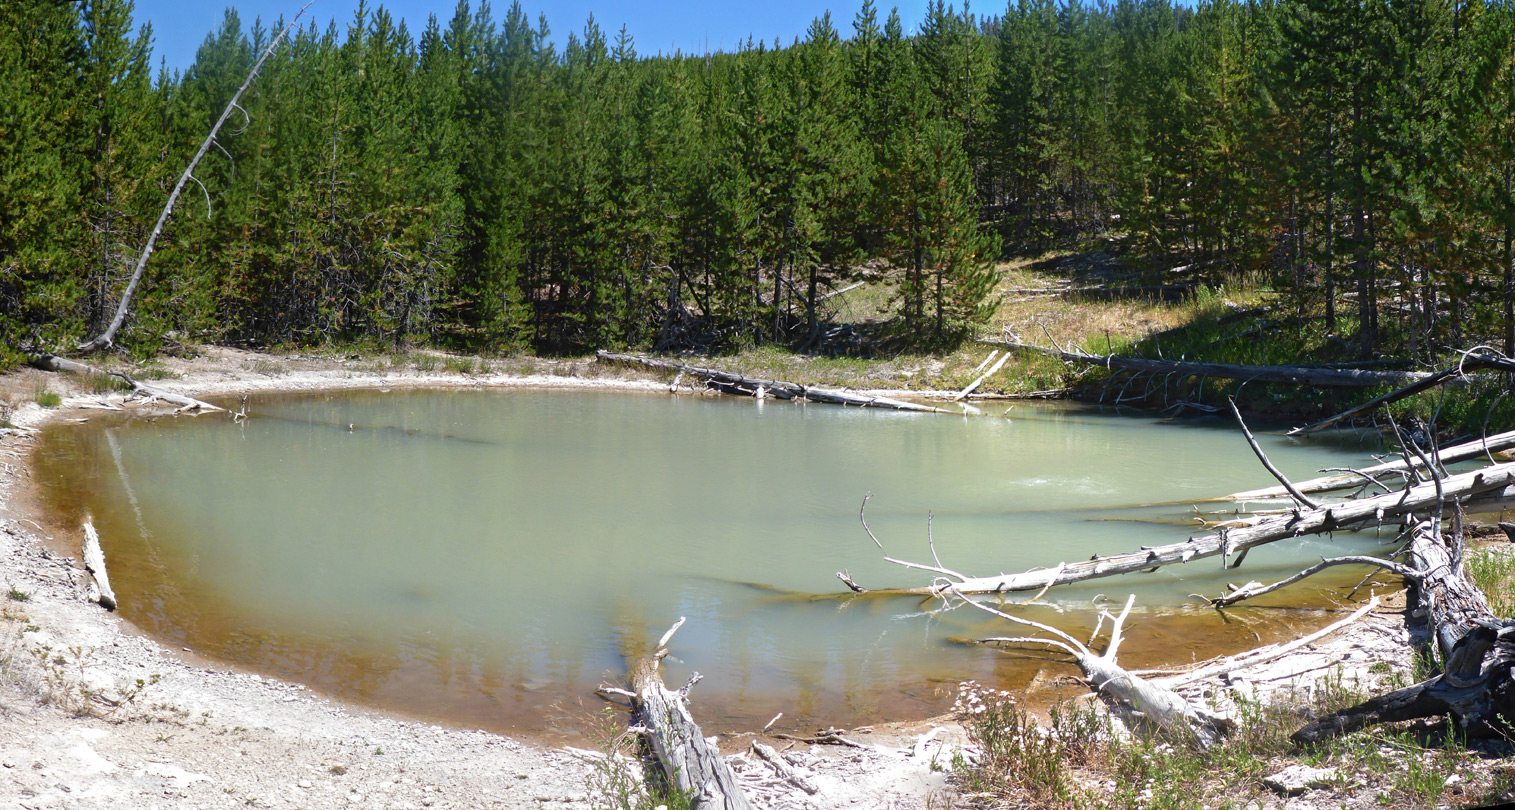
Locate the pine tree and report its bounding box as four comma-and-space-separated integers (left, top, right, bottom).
0, 1, 87, 361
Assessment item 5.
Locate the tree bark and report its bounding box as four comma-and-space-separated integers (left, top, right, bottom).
625, 619, 754, 810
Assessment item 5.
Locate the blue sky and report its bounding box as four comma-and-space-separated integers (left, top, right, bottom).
129, 0, 941, 73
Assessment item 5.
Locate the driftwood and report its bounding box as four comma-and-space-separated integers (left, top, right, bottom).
750, 742, 819, 795
81, 519, 116, 611
604, 618, 754, 810
952, 351, 1012, 401
32, 354, 222, 413
79, 2, 316, 353
838, 465, 1515, 596
980, 338, 1433, 388
596, 351, 958, 414
1160, 597, 1381, 687
962, 593, 1234, 747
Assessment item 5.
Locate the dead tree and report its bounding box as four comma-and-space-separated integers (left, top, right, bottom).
1293, 517, 1515, 743
980, 338, 1436, 389
842, 401, 1515, 744
837, 464, 1515, 596
78, 1, 316, 354
597, 351, 959, 414
599, 619, 754, 810
962, 593, 1235, 747
32, 353, 222, 413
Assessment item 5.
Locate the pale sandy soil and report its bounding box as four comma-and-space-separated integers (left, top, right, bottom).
0, 347, 1469, 810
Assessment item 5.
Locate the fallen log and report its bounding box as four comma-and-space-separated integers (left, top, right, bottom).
1225, 428, 1515, 501
1292, 520, 1515, 744
81, 519, 116, 611
596, 351, 957, 414
838, 464, 1515, 596
605, 618, 754, 810
1286, 351, 1515, 436
952, 351, 1012, 401
980, 339, 1434, 388
962, 593, 1234, 747
32, 354, 223, 413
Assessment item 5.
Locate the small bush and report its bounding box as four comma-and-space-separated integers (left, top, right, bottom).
34, 390, 61, 408
584, 708, 693, 810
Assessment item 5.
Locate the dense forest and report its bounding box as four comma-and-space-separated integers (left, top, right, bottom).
1, 0, 1513, 366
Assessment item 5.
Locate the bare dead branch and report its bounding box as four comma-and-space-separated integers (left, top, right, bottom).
1227, 398, 1319, 509
1199, 557, 1419, 607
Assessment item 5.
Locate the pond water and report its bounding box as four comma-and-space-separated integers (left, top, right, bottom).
32, 389, 1390, 739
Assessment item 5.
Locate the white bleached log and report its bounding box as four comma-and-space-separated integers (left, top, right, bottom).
627, 618, 754, 810
838, 463, 1515, 596
81, 519, 116, 611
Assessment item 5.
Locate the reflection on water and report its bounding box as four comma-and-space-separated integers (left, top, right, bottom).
32, 389, 1389, 739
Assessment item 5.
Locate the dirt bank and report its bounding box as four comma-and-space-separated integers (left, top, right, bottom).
0, 347, 1449, 809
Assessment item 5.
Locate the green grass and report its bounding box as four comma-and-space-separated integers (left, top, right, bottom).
1468, 546, 1515, 619
952, 672, 1468, 810
34, 390, 61, 408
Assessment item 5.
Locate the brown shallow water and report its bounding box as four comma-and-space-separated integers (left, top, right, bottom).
30, 388, 1389, 740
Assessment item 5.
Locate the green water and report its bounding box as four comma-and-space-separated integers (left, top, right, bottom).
33, 389, 1388, 738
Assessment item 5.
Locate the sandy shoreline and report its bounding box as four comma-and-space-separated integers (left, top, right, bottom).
0, 347, 1421, 809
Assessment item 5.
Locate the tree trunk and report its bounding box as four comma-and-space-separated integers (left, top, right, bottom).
980, 339, 1437, 388
81, 519, 116, 612
1292, 521, 1515, 744
839, 462, 1515, 596
78, 1, 315, 354
622, 619, 754, 810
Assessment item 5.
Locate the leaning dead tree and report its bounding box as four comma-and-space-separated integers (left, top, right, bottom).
598, 618, 754, 810
77, 1, 316, 354
597, 350, 959, 414
1285, 348, 1515, 436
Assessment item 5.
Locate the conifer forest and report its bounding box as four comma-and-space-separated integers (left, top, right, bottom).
3, 0, 1514, 366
